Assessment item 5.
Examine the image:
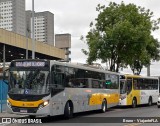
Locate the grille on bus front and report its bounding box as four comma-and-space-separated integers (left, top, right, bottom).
11, 106, 38, 113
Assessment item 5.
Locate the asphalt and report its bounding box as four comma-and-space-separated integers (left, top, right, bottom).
0, 103, 25, 118
0, 111, 26, 118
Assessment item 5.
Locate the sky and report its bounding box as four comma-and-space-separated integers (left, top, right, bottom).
26, 0, 160, 76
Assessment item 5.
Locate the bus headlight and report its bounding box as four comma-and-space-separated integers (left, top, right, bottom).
44, 101, 49, 106
38, 100, 49, 110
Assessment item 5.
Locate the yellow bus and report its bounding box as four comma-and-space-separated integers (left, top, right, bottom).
5, 59, 120, 118
119, 74, 159, 108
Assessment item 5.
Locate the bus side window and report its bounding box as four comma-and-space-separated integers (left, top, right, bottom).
67, 78, 73, 87
100, 81, 105, 88
78, 79, 88, 88
46, 73, 50, 84
126, 80, 132, 94
133, 79, 138, 90
51, 71, 65, 88
68, 80, 73, 87
92, 80, 100, 88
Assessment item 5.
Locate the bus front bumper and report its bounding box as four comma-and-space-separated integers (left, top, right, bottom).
119, 98, 127, 106
7, 104, 50, 116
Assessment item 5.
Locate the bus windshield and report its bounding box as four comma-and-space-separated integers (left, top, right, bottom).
9, 69, 50, 95
120, 80, 126, 94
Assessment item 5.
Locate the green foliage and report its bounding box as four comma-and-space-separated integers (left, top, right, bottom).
82, 2, 160, 74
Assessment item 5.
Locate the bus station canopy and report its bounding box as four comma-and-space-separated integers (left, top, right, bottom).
0, 28, 65, 62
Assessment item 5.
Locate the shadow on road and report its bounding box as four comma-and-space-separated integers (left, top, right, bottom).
115, 103, 156, 109
31, 109, 115, 123
26, 104, 157, 123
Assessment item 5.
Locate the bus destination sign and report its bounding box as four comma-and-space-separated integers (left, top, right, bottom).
15, 61, 45, 67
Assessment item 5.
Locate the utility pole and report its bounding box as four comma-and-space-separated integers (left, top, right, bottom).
26, 27, 29, 59
32, 0, 35, 59
2, 44, 5, 73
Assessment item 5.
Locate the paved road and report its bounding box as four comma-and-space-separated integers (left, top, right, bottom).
4, 104, 160, 126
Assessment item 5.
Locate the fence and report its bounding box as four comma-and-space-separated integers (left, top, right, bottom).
0, 80, 8, 112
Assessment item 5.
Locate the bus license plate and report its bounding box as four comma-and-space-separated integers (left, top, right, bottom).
20, 109, 27, 113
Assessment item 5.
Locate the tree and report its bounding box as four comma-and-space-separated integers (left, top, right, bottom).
81, 2, 160, 74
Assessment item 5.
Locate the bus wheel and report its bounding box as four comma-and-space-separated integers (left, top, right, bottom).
148, 97, 152, 106
132, 98, 137, 108
101, 99, 107, 113
64, 101, 73, 119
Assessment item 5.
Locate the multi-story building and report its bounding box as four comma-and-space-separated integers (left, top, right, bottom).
26, 11, 54, 45
0, 0, 26, 36
25, 10, 32, 37
55, 34, 71, 62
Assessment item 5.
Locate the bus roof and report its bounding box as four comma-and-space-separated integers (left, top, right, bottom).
9, 59, 120, 75
121, 74, 159, 79
51, 60, 120, 75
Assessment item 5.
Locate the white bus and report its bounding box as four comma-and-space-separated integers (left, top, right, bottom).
119, 74, 159, 108
5, 59, 120, 118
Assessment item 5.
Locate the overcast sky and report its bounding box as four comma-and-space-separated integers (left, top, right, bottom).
26, 0, 160, 76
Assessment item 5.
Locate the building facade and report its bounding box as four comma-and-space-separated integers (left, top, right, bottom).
0, 0, 26, 36
55, 34, 71, 62
26, 11, 54, 45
